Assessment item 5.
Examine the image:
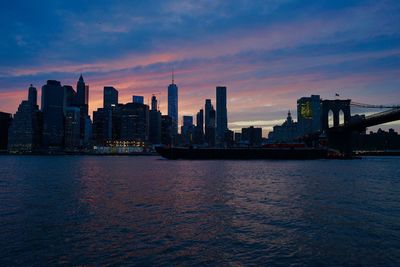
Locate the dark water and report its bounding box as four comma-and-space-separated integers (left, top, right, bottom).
1, 156, 400, 266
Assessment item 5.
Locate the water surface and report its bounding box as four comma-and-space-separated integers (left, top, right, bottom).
1, 156, 399, 266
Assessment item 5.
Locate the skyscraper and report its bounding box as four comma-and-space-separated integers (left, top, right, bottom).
41, 80, 65, 148
168, 72, 178, 136
205, 99, 212, 128
104, 86, 118, 108
216, 86, 228, 142
76, 74, 89, 144
149, 95, 162, 144
64, 107, 81, 149
28, 84, 37, 107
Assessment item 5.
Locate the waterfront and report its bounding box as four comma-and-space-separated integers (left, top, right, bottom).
1, 156, 399, 266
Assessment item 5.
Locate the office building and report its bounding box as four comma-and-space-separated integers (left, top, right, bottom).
28, 84, 37, 107
41, 80, 65, 148
64, 85, 76, 108
76, 74, 89, 143
205, 106, 216, 147
181, 116, 194, 145
216, 86, 228, 142
241, 126, 263, 147
149, 95, 162, 144
104, 86, 118, 108
120, 102, 149, 142
93, 107, 112, 145
132, 95, 144, 104
297, 95, 321, 136
193, 109, 204, 144
8, 100, 42, 152
0, 112, 12, 150
64, 107, 81, 149
161, 115, 173, 145
168, 73, 178, 136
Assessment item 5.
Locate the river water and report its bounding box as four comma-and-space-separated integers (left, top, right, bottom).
1, 156, 399, 266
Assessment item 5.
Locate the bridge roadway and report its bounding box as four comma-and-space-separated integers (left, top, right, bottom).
335, 107, 400, 131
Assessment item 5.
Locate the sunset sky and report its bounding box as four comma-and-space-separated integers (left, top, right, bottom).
1, 0, 400, 134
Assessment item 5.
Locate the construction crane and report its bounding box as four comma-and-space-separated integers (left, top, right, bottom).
350, 101, 400, 109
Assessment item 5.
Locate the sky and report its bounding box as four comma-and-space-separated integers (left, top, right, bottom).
1, 0, 400, 135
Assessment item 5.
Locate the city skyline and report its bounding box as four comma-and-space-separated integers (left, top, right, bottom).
1, 1, 400, 134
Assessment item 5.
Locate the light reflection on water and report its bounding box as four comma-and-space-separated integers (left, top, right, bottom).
0, 156, 399, 266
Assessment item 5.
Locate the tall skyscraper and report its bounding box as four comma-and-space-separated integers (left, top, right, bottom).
196, 109, 204, 130
151, 95, 157, 111
168, 72, 178, 136
104, 86, 118, 108
41, 80, 65, 148
149, 95, 161, 144
205, 99, 212, 128
216, 86, 228, 141
64, 85, 76, 108
76, 74, 89, 144
28, 84, 37, 107
76, 74, 88, 113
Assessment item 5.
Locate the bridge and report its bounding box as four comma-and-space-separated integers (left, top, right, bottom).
302, 99, 400, 155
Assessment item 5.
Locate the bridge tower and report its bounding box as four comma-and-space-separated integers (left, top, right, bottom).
321, 99, 351, 130
321, 99, 352, 155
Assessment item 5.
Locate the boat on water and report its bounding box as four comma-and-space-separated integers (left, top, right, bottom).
155, 146, 329, 160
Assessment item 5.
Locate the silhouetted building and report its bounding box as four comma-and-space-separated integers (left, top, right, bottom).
205, 107, 216, 147
242, 126, 263, 147
8, 101, 42, 152
297, 95, 321, 136
104, 86, 118, 108
76, 74, 89, 144
193, 109, 204, 144
41, 80, 65, 148
0, 112, 12, 150
168, 73, 178, 136
120, 102, 149, 142
64, 107, 81, 149
268, 111, 298, 143
205, 99, 212, 129
161, 115, 173, 145
93, 108, 112, 145
181, 116, 194, 145
132, 95, 144, 104
149, 95, 161, 144
28, 84, 37, 107
216, 86, 228, 143
64, 85, 76, 108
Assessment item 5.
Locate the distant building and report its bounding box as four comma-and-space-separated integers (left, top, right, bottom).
28, 84, 37, 107
297, 95, 321, 136
104, 86, 118, 108
216, 86, 228, 143
8, 101, 42, 152
76, 75, 89, 144
181, 115, 194, 145
132, 95, 144, 104
161, 115, 173, 146
193, 109, 204, 144
168, 73, 178, 136
149, 95, 161, 144
64, 107, 81, 149
64, 85, 76, 107
0, 112, 12, 150
241, 126, 263, 147
120, 102, 149, 142
41, 80, 65, 148
268, 111, 298, 143
93, 107, 112, 145
205, 105, 216, 147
